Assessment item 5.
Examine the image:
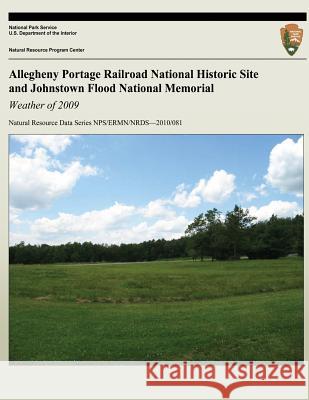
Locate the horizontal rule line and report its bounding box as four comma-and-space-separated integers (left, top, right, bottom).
8, 58, 308, 61
8, 12, 307, 22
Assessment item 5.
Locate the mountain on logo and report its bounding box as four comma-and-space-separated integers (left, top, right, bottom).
280, 24, 303, 56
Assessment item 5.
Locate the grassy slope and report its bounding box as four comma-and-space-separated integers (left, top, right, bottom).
9, 258, 304, 361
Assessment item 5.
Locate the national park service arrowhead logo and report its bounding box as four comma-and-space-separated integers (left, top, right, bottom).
280, 24, 303, 56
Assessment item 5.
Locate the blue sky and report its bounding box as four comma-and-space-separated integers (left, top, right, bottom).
9, 134, 303, 245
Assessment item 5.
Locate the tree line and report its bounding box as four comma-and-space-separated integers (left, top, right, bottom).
9, 205, 303, 264
185, 206, 303, 261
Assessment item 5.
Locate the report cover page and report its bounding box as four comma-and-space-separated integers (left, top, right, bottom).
0, 1, 308, 399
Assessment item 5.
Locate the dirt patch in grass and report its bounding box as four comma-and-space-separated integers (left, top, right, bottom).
33, 296, 51, 301
75, 298, 92, 304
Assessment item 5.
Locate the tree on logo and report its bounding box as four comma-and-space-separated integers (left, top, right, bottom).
284, 29, 298, 56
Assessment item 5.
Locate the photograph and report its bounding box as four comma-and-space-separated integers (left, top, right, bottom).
9, 134, 304, 361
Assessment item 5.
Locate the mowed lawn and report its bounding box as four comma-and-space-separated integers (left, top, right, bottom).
10, 258, 304, 361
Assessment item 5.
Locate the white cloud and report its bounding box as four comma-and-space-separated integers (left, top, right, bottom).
25, 204, 188, 245
142, 170, 236, 213
12, 135, 78, 155
151, 215, 188, 233
244, 192, 257, 202
10, 148, 97, 210
142, 199, 175, 218
31, 202, 136, 235
248, 200, 302, 221
10, 207, 23, 225
9, 231, 36, 246
171, 183, 201, 208
255, 183, 268, 196
193, 170, 236, 203
170, 170, 236, 208
265, 136, 303, 196
127, 216, 189, 243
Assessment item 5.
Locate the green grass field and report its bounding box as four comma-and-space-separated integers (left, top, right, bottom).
9, 258, 304, 361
